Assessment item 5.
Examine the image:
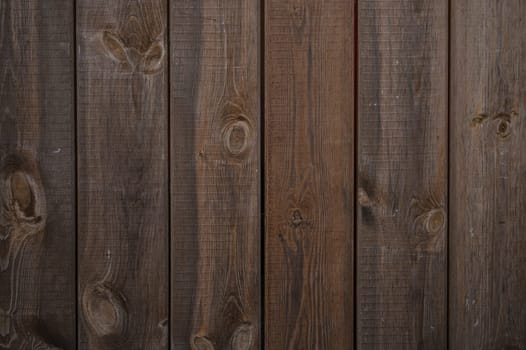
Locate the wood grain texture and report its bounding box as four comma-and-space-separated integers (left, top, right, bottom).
264, 0, 354, 348
77, 1, 169, 349
450, 1, 526, 349
170, 0, 260, 349
356, 0, 448, 348
0, 1, 76, 349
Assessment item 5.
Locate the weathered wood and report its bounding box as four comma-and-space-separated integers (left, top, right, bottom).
356, 0, 448, 348
0, 1, 76, 349
170, 0, 260, 349
264, 0, 354, 348
450, 1, 526, 348
77, 1, 169, 349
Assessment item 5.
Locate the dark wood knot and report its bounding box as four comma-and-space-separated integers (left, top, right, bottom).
471, 111, 518, 139
222, 116, 253, 158
82, 282, 128, 337
191, 335, 215, 350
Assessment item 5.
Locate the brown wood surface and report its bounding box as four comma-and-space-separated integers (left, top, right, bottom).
170, 0, 260, 349
449, 1, 526, 349
0, 1, 76, 349
356, 0, 448, 348
77, 1, 169, 349
264, 0, 355, 349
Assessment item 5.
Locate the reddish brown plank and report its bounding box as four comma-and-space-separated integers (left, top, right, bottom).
265, 0, 355, 349
356, 0, 448, 348
170, 0, 261, 349
450, 1, 526, 348
77, 1, 169, 348
0, 1, 76, 349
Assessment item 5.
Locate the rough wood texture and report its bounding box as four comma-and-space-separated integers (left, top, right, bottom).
170, 0, 260, 349
450, 1, 526, 349
0, 1, 76, 349
356, 0, 448, 348
77, 1, 169, 349
264, 0, 354, 348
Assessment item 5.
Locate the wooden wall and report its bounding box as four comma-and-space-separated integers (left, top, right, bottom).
0, 0, 524, 349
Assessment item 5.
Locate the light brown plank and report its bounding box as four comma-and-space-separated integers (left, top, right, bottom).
264, 0, 355, 348
450, 1, 526, 348
170, 0, 260, 349
0, 1, 76, 349
356, 0, 448, 348
77, 1, 169, 348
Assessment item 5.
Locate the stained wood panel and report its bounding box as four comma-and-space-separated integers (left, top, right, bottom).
264, 0, 355, 348
450, 1, 526, 348
77, 1, 169, 349
170, 0, 260, 349
0, 1, 76, 349
356, 0, 448, 348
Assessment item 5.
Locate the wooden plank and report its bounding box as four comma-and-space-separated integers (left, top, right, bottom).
356, 0, 448, 348
0, 1, 76, 349
264, 0, 354, 348
450, 1, 526, 348
170, 0, 260, 349
77, 1, 169, 349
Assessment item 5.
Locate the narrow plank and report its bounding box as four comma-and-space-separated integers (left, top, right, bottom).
264, 0, 354, 348
356, 0, 448, 348
77, 1, 169, 349
170, 0, 260, 348
0, 1, 76, 349
450, 1, 526, 348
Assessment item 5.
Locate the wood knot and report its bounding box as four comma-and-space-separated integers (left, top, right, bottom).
0, 151, 46, 270
82, 283, 128, 337
100, 30, 165, 75
410, 193, 445, 253
222, 117, 251, 157
289, 208, 309, 228
495, 112, 514, 139
357, 188, 374, 207
471, 111, 517, 139
231, 323, 254, 350
191, 335, 215, 350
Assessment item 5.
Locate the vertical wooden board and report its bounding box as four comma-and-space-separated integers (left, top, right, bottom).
170, 0, 260, 349
0, 1, 76, 349
77, 1, 168, 349
450, 1, 526, 348
265, 0, 354, 349
356, 0, 448, 348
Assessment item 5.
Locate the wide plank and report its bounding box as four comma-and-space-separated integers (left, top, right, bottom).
0, 1, 76, 349
356, 0, 448, 348
449, 1, 526, 348
170, 0, 261, 349
77, 1, 169, 348
264, 0, 355, 348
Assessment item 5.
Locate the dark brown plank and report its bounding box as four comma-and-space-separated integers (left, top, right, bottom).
450, 1, 526, 348
170, 0, 260, 349
0, 1, 76, 349
264, 0, 354, 348
356, 0, 448, 348
77, 1, 169, 349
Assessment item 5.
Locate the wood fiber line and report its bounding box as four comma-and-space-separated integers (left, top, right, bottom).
450, 0, 526, 348
170, 0, 260, 349
265, 0, 355, 348
0, 1, 76, 349
77, 1, 169, 349
357, 0, 448, 348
